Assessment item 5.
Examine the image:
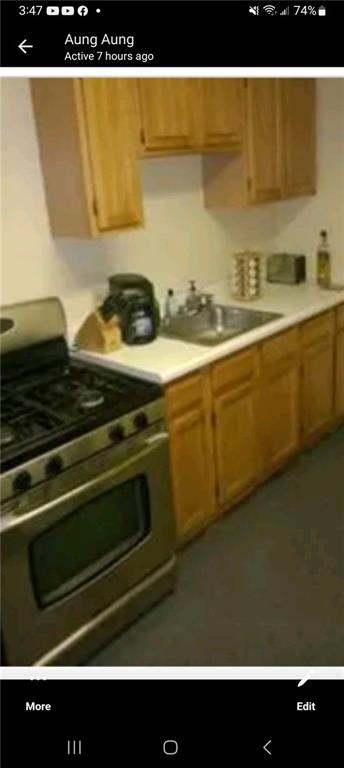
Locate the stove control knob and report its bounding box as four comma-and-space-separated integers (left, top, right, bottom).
45, 456, 63, 477
13, 470, 31, 494
109, 424, 125, 443
134, 412, 148, 431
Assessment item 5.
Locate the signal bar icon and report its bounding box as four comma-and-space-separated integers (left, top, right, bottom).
280, 6, 290, 14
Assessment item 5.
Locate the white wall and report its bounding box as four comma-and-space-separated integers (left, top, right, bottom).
1, 78, 343, 330
0, 78, 275, 327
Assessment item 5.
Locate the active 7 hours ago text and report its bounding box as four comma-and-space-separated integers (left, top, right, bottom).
64, 34, 154, 63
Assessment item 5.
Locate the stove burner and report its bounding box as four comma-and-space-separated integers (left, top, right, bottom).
0, 359, 160, 474
1, 425, 16, 446
78, 389, 105, 412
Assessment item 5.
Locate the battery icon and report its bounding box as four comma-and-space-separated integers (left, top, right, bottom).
318, 6, 326, 15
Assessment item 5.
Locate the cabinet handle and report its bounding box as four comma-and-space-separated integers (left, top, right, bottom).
140, 128, 145, 144
92, 198, 99, 218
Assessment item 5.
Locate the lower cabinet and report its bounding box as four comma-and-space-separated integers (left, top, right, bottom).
301, 311, 335, 445
260, 328, 300, 475
166, 372, 216, 542
335, 305, 344, 421
212, 348, 261, 507
166, 308, 342, 543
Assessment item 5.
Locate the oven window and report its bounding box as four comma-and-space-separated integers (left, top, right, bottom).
30, 475, 150, 607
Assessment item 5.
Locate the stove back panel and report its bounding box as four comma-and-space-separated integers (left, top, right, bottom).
0, 297, 66, 356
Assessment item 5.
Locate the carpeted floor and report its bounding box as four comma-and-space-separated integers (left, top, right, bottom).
88, 425, 344, 666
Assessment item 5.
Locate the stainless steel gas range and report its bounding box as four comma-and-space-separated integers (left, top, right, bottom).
0, 298, 176, 666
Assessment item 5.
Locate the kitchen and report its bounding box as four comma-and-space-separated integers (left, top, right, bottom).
1, 77, 343, 666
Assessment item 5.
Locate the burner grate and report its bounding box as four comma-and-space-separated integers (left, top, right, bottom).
0, 360, 161, 470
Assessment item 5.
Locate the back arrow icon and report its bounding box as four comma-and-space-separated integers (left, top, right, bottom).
18, 39, 33, 54
263, 740, 272, 755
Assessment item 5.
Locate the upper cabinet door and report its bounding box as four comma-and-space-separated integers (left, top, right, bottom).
245, 79, 281, 203
201, 79, 242, 148
138, 79, 199, 151
279, 78, 316, 198
81, 79, 143, 231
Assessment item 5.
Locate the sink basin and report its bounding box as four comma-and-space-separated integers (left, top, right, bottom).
160, 304, 284, 347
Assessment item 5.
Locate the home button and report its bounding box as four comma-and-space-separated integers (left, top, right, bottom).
163, 739, 178, 755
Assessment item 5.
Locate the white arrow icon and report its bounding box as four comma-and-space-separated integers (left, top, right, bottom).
18, 39, 33, 54
263, 739, 272, 755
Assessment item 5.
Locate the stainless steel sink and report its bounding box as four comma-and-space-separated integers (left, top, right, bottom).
160, 304, 284, 347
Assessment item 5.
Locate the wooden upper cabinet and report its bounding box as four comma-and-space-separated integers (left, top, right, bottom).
137, 78, 243, 154
280, 78, 316, 198
245, 79, 281, 203
201, 79, 242, 148
203, 77, 317, 208
138, 79, 199, 152
203, 78, 282, 208
30, 78, 143, 237
81, 79, 143, 231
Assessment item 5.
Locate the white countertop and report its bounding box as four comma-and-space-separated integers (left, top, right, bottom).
74, 282, 344, 385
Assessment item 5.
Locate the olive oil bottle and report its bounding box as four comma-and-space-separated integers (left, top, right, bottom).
316, 229, 331, 288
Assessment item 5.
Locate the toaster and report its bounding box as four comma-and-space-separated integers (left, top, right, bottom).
267, 253, 307, 285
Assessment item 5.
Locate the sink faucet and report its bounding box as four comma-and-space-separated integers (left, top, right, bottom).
184, 281, 214, 315
185, 281, 201, 313
214, 305, 224, 333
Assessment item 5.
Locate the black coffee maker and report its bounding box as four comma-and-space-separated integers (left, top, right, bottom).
108, 274, 160, 345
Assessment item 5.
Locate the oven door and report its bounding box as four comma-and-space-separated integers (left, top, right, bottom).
1, 429, 175, 665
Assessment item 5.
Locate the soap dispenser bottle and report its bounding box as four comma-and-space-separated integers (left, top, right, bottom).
317, 229, 331, 288
164, 288, 177, 322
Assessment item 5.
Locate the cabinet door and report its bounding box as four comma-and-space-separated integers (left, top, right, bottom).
169, 407, 215, 541
302, 344, 334, 443
335, 328, 344, 421
301, 312, 335, 444
167, 373, 215, 542
245, 79, 281, 203
201, 79, 242, 148
214, 383, 260, 507
212, 348, 261, 507
280, 78, 316, 198
262, 366, 300, 474
335, 306, 344, 421
82, 79, 143, 231
138, 79, 199, 151
261, 329, 300, 474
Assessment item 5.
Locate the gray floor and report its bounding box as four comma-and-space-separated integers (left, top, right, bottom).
89, 425, 344, 666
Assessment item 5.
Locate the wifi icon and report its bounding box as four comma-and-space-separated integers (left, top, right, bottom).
263, 4, 276, 13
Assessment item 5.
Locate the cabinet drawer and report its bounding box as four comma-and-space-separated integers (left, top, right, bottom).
212, 347, 259, 395
301, 311, 335, 349
166, 371, 208, 418
336, 304, 344, 330
261, 327, 299, 369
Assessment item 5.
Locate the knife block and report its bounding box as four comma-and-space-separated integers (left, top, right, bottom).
75, 310, 122, 354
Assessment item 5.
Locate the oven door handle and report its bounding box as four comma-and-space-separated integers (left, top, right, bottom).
143, 431, 169, 445
1, 429, 170, 533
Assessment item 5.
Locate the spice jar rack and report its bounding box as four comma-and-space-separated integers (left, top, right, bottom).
231, 251, 263, 301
